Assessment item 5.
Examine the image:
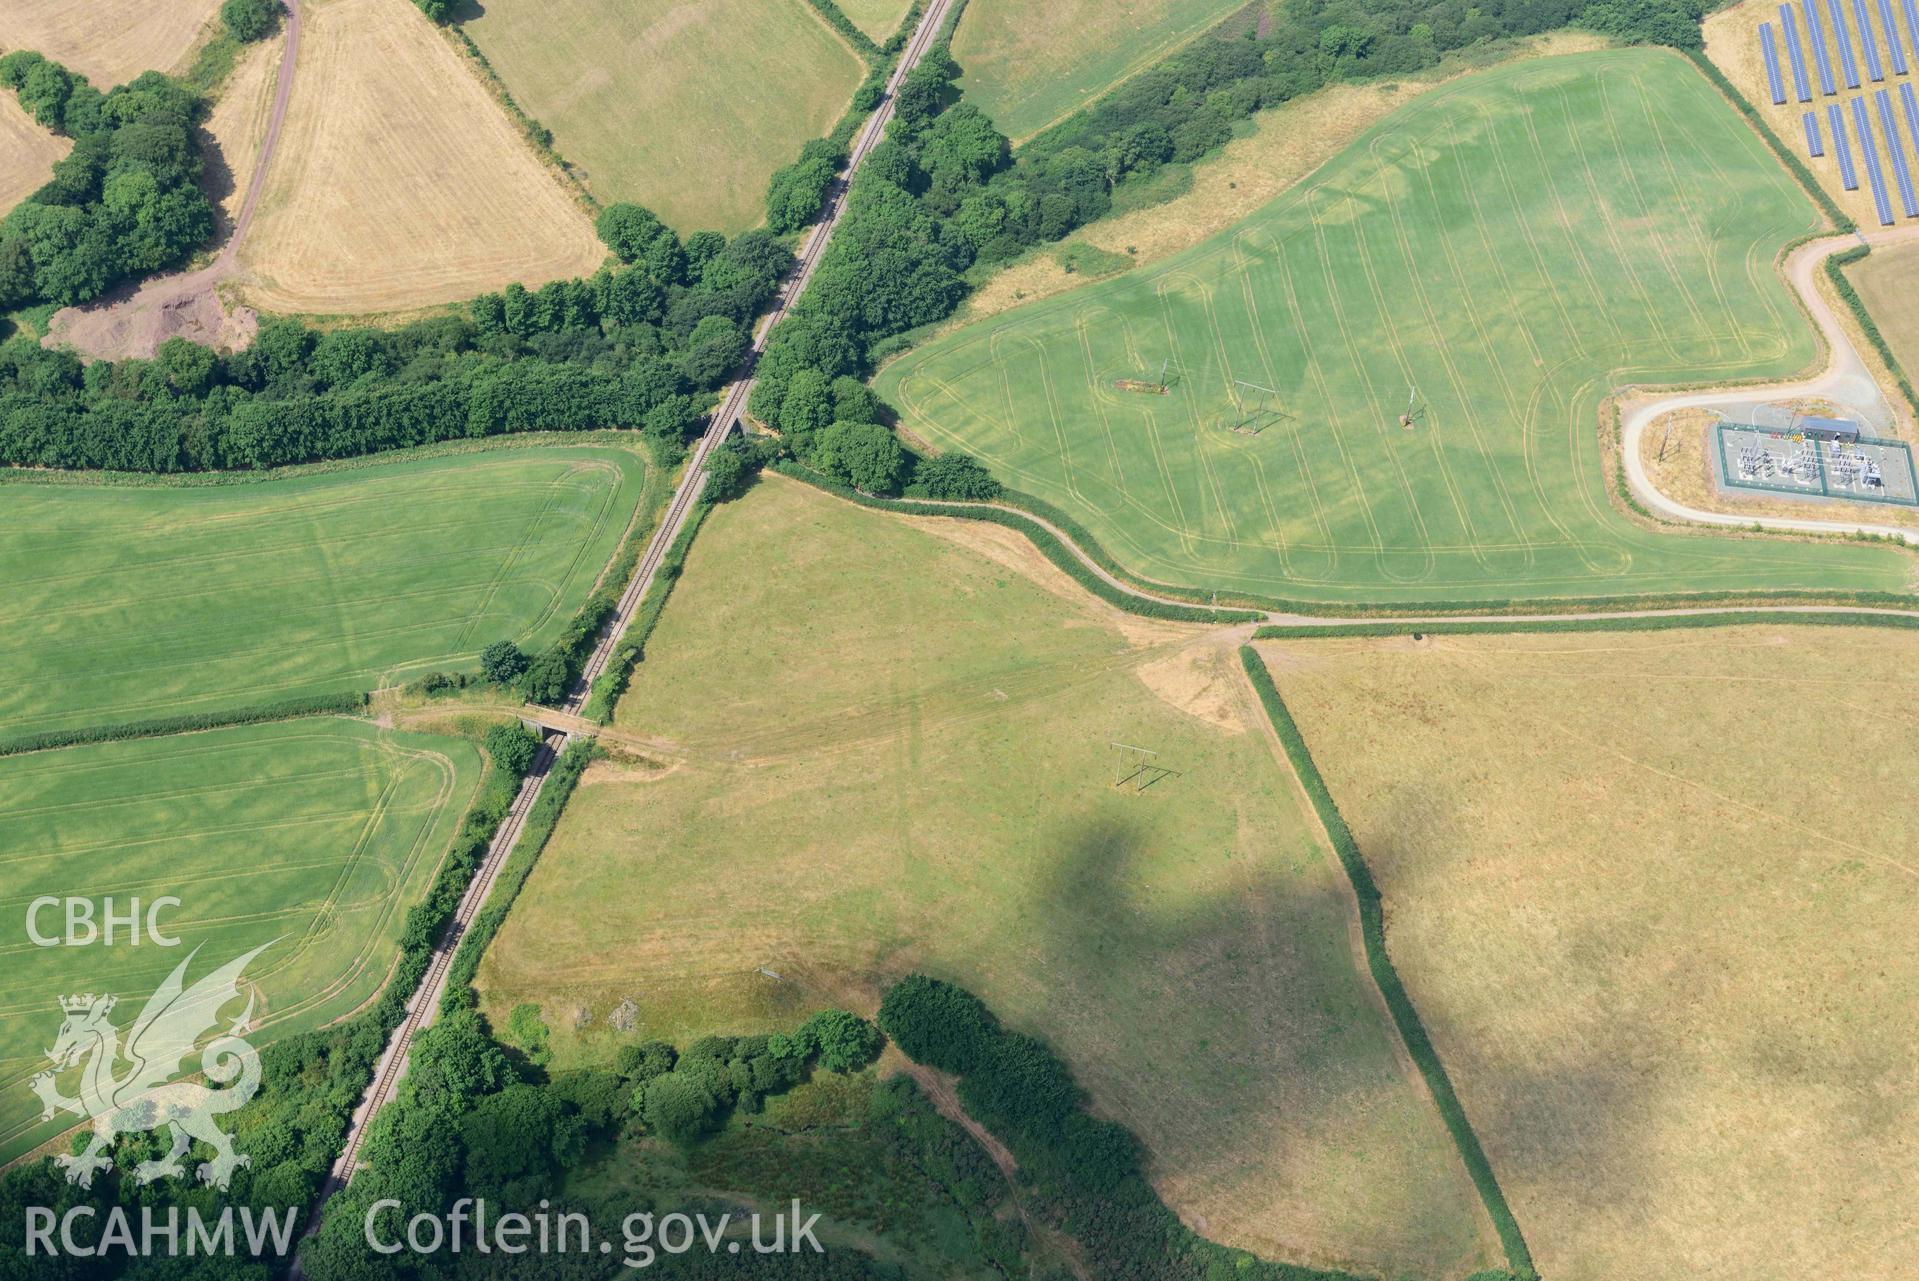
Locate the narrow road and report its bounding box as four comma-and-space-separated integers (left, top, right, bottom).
1619, 226, 1919, 545
300, 0, 959, 1252
565, 0, 956, 705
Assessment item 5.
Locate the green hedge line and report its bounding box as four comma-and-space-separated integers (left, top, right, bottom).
1254, 608, 1919, 640
1237, 647, 1538, 1280
0, 690, 369, 757
799, 0, 881, 60
1685, 49, 1854, 232
1828, 245, 1919, 418
582, 500, 711, 721
771, 461, 1259, 623
440, 736, 597, 1012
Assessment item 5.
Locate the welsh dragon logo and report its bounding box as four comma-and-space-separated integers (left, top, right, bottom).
31, 943, 270, 1191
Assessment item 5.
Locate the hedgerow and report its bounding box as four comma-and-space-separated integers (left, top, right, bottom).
0, 690, 368, 757
1236, 648, 1537, 1278
1252, 609, 1919, 641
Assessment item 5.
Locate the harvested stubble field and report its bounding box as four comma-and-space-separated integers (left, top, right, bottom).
1264, 625, 1919, 1281
0, 90, 64, 217
880, 50, 1915, 605
235, 0, 605, 314
464, 0, 866, 233
1845, 237, 1919, 378
0, 444, 650, 739
477, 475, 1501, 1279
950, 0, 1247, 141
0, 0, 220, 86
0, 716, 480, 1164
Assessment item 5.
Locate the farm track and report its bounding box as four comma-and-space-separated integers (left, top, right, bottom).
297, 0, 957, 1251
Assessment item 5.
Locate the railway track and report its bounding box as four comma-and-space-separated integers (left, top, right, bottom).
301, 0, 959, 1255
567, 0, 956, 706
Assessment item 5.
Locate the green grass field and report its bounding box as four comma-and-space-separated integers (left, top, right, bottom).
950, 0, 1247, 141
834, 0, 912, 42
464, 0, 867, 232
476, 475, 1499, 1277
880, 50, 1916, 605
0, 444, 650, 740
0, 716, 481, 1163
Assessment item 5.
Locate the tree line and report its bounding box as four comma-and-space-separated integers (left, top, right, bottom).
0, 208, 787, 472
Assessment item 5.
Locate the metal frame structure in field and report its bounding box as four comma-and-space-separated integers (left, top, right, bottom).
1876, 0, 1911, 72
1854, 0, 1887, 79
1831, 101, 1861, 187
1716, 424, 1919, 505
1830, 0, 1864, 87
1806, 0, 1840, 93
1852, 95, 1896, 223
1783, 4, 1816, 98
1873, 87, 1919, 214
1762, 21, 1789, 104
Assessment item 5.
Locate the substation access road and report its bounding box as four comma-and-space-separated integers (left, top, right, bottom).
299, 0, 959, 1249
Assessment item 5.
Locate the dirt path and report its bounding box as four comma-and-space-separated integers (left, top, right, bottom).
1618, 225, 1919, 545
44, 0, 304, 359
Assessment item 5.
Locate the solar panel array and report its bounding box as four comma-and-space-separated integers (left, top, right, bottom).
1784, 5, 1815, 98
1765, 0, 1919, 221
1831, 101, 1860, 188
1806, 0, 1841, 93
1763, 22, 1788, 104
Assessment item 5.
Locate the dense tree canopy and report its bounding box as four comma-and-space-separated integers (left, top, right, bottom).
0, 54, 214, 309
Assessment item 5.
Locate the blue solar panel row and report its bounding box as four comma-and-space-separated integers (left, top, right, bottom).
1782, 5, 1815, 99
1830, 0, 1864, 86
1854, 0, 1886, 80
1876, 0, 1910, 72
1762, 23, 1788, 104
1903, 0, 1919, 66
1900, 80, 1919, 146
1806, 110, 1826, 153
1832, 102, 1860, 187
1852, 95, 1895, 224
1876, 88, 1919, 215
1806, 0, 1840, 94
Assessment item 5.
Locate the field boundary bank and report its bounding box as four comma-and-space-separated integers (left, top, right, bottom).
1252, 609, 1919, 638
1237, 645, 1538, 1281
0, 692, 370, 759
771, 462, 1919, 620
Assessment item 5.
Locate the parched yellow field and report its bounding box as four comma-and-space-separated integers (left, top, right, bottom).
464, 0, 866, 233
0, 91, 64, 217
836, 0, 912, 42
1265, 625, 1919, 1281
202, 28, 283, 227
236, 0, 604, 315
0, 0, 220, 86
951, 0, 1245, 141
478, 476, 1500, 1279
1847, 236, 1919, 374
